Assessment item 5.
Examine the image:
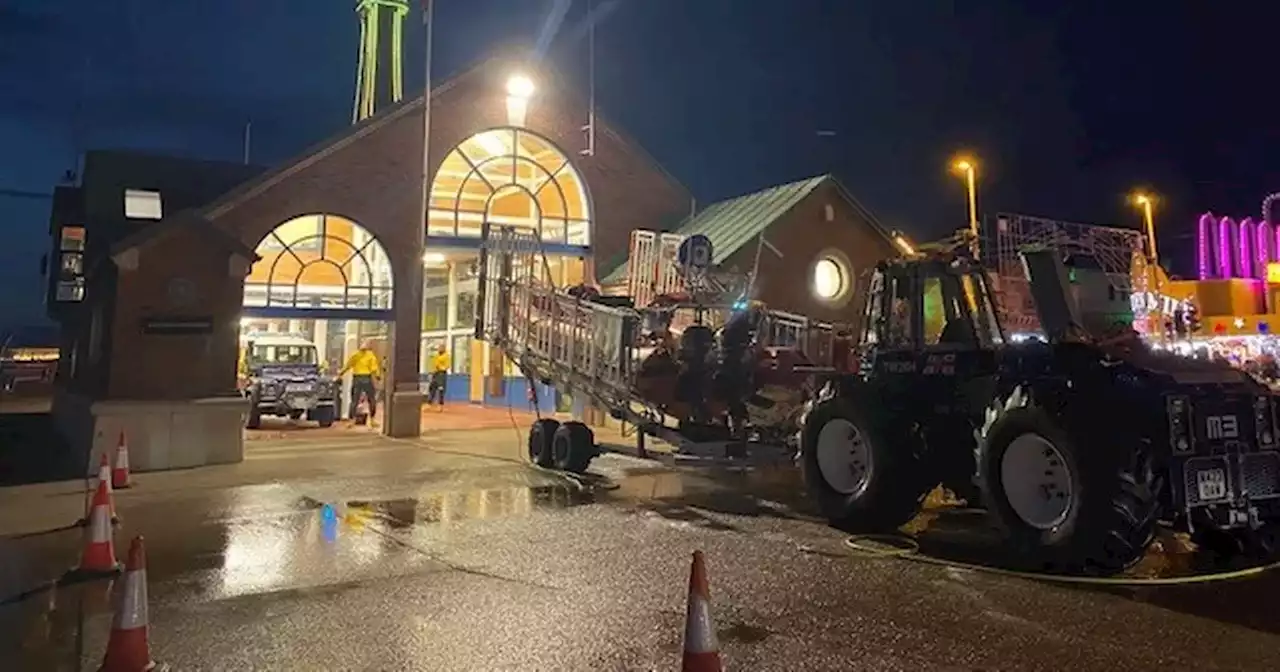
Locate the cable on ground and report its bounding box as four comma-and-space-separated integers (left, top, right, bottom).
839, 534, 1280, 586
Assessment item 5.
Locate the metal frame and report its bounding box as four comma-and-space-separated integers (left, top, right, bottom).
475, 224, 840, 464
427, 127, 593, 246
244, 215, 394, 316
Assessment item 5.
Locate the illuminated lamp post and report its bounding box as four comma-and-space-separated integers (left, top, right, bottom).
505, 73, 535, 127
1132, 192, 1164, 342
951, 156, 980, 259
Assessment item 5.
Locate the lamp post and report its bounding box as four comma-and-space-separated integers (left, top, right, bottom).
1132, 191, 1163, 341
1132, 192, 1157, 265
952, 157, 980, 258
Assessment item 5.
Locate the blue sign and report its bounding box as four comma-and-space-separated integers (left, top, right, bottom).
678, 234, 714, 271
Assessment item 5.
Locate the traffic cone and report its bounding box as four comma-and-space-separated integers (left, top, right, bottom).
112, 431, 132, 489
681, 551, 723, 672
69, 476, 120, 578
83, 453, 119, 526
99, 536, 156, 672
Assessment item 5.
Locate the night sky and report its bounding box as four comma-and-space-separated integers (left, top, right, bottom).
1, 1, 1275, 327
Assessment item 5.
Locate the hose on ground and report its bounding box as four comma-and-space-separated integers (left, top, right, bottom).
840, 534, 1280, 586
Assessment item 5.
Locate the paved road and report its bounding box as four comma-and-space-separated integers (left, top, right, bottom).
2, 429, 1278, 671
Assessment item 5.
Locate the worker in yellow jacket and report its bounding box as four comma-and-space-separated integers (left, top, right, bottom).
340, 342, 381, 419
427, 344, 450, 406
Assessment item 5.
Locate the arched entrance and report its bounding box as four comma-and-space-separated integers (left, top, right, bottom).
240, 213, 396, 434
421, 127, 592, 413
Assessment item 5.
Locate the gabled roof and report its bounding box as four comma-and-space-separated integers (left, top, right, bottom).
600, 174, 894, 285
110, 209, 259, 260
201, 49, 689, 221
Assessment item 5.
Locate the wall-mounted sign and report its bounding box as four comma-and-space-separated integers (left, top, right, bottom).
1130, 291, 1187, 315
141, 316, 214, 335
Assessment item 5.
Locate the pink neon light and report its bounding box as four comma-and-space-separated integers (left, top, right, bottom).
1219, 216, 1233, 277
1195, 211, 1280, 279
1197, 212, 1213, 279
1240, 217, 1254, 278
1256, 219, 1271, 277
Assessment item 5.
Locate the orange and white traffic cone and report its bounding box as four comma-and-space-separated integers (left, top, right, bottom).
681, 550, 723, 672
99, 536, 156, 672
69, 474, 120, 578
112, 431, 132, 490
83, 453, 119, 526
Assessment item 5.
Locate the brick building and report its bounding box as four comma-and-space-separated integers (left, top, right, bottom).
45, 53, 692, 470
46, 52, 902, 472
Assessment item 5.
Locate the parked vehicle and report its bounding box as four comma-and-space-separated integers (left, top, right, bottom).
239, 333, 339, 429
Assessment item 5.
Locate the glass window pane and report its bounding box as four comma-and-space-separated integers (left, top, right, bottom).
60, 226, 86, 252
450, 334, 471, 374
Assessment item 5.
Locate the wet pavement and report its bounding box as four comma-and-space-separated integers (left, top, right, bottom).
2, 429, 1279, 670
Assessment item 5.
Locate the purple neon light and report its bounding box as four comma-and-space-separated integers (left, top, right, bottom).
1240, 217, 1254, 278
1220, 216, 1232, 277
1196, 211, 1280, 279
1197, 213, 1213, 279
1256, 219, 1271, 277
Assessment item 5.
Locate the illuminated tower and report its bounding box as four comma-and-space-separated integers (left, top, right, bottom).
353, 0, 408, 122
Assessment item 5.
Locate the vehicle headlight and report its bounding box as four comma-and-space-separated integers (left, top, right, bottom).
261, 381, 279, 396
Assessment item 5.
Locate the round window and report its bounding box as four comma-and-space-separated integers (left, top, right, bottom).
813, 257, 847, 300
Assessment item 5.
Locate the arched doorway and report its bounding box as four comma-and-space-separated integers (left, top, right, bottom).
240, 213, 396, 434
422, 127, 592, 412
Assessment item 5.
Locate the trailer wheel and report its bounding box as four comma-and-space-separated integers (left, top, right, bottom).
801, 393, 933, 532
553, 421, 596, 474
978, 389, 1161, 574
528, 418, 560, 467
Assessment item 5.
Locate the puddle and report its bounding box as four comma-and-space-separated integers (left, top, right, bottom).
719, 621, 773, 644
347, 484, 596, 528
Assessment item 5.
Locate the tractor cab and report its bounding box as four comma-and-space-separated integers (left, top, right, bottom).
858, 247, 1007, 409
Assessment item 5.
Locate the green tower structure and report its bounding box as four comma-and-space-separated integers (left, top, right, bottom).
354, 0, 409, 122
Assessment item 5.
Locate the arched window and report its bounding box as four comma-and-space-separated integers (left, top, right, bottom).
243, 214, 394, 312
427, 127, 592, 246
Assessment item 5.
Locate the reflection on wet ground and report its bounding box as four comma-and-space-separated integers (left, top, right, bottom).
4, 455, 1280, 669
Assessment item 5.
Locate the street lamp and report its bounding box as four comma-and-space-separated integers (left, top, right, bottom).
1132, 192, 1158, 264
951, 156, 980, 258
891, 231, 917, 257
505, 73, 535, 126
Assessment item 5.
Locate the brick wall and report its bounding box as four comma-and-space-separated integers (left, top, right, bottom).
206, 58, 691, 388
726, 181, 899, 333
106, 230, 244, 399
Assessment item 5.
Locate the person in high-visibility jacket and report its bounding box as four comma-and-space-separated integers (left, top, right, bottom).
428, 344, 450, 406
340, 342, 381, 419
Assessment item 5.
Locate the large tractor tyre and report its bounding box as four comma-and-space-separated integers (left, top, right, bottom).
528, 418, 560, 467
977, 390, 1161, 575
801, 395, 935, 533
552, 421, 596, 474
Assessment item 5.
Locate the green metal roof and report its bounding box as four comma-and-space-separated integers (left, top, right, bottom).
599, 175, 829, 285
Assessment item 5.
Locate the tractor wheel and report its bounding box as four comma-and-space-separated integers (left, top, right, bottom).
528, 418, 559, 468
801, 394, 934, 532
977, 388, 1161, 575
552, 421, 596, 474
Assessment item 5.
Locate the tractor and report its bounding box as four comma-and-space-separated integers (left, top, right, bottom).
799, 236, 1280, 574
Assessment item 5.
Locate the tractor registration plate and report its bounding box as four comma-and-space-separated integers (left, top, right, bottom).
285, 383, 312, 393
1196, 468, 1227, 501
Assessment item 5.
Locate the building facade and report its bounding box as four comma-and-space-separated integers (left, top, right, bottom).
46, 54, 693, 470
